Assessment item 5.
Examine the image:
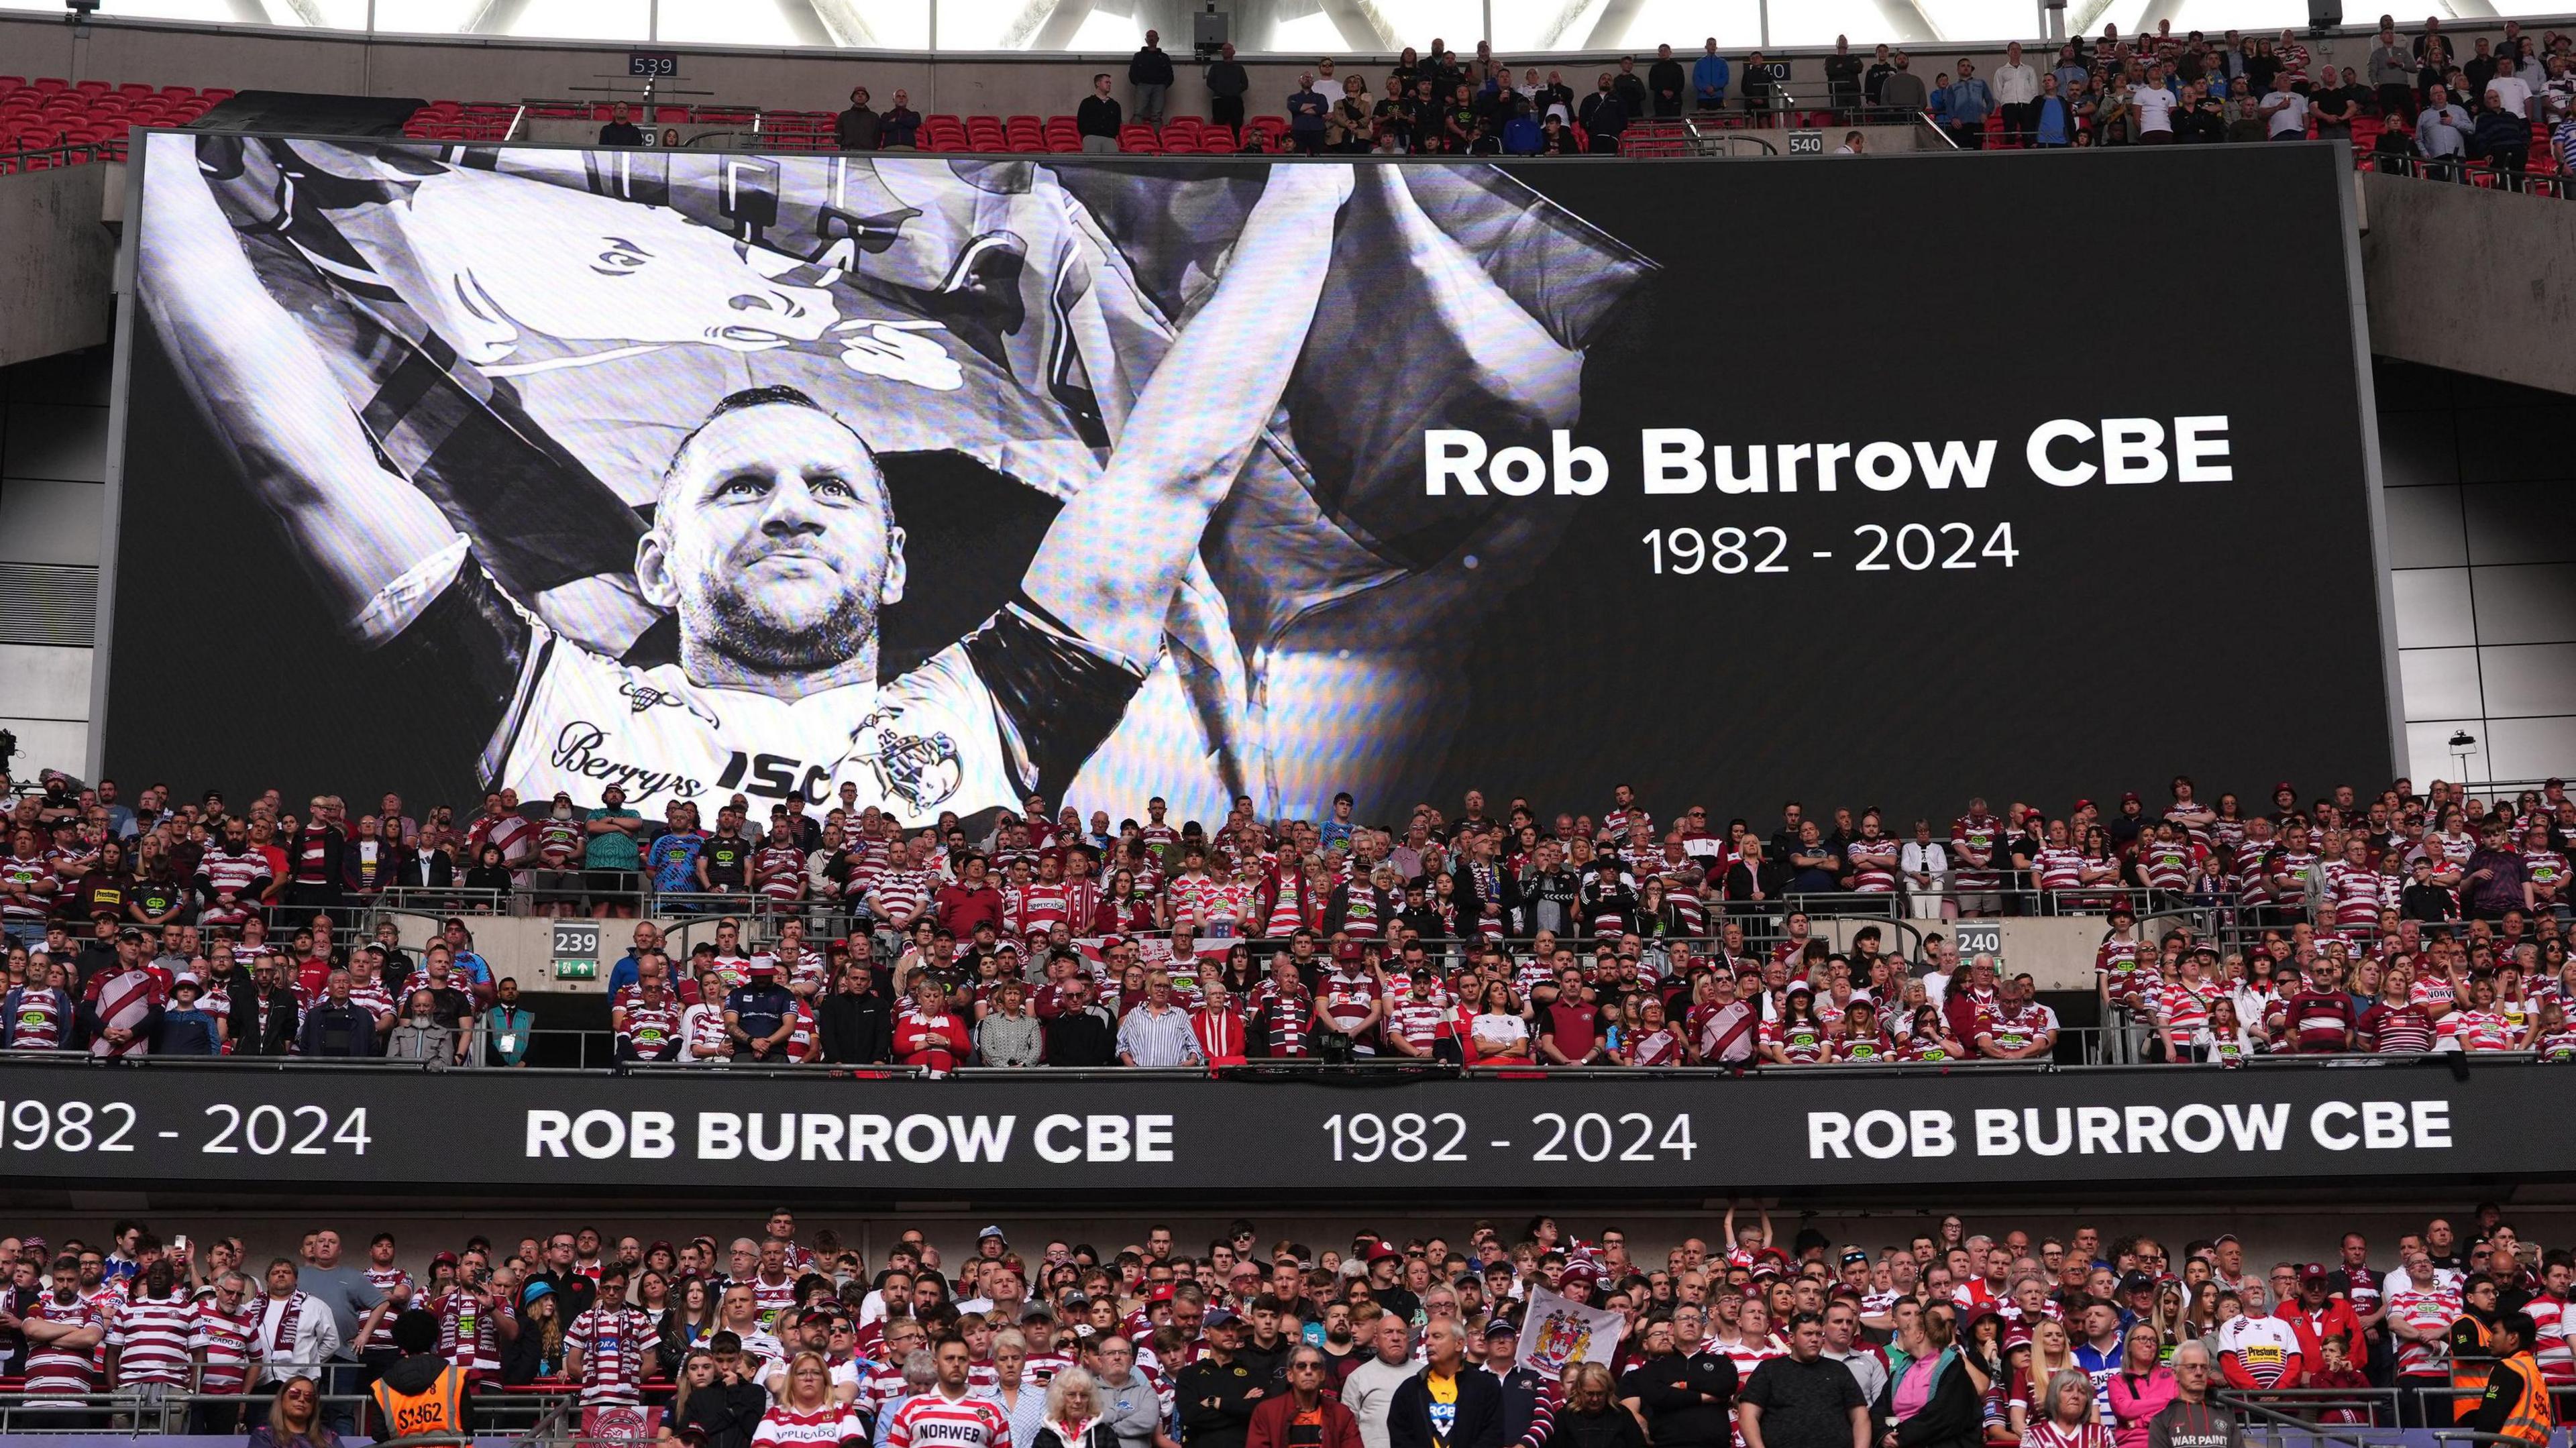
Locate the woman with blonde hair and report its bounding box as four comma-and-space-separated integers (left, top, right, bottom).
1032, 1366, 1122, 1448
992, 1329, 1047, 1448
752, 1350, 865, 1446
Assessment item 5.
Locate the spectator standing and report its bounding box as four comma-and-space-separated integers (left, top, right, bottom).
835, 88, 881, 151
598, 103, 645, 146
1648, 44, 1686, 117
1612, 56, 1650, 116
1077, 74, 1124, 152
1880, 54, 1928, 117
1993, 43, 2041, 144
2032, 76, 2077, 146
2416, 85, 2471, 174
1738, 1313, 1869, 1448
2369, 23, 2416, 117
1287, 73, 1331, 154
1694, 40, 1731, 112
2473, 90, 2533, 188
2261, 72, 2308, 139
1129, 31, 1175, 124
2131, 67, 2183, 143
1739, 51, 1776, 116
1206, 42, 1250, 131
484, 977, 533, 1067
881, 91, 922, 149
1578, 74, 1628, 152
1823, 36, 1864, 117
1388, 1321, 1501, 1448
1943, 60, 1994, 147
582, 785, 643, 919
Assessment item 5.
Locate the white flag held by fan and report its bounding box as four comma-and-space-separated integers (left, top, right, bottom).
1513, 1286, 1627, 1377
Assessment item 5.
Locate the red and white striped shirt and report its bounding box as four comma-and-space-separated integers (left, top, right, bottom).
194, 1294, 262, 1394
755, 1404, 866, 1447
435, 1287, 515, 1379
24, 1294, 101, 1395
564, 1303, 658, 1405
884, 1390, 1011, 1448
109, 1291, 202, 1387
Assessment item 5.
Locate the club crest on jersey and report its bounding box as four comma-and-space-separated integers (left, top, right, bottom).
863, 724, 963, 812
619, 679, 721, 727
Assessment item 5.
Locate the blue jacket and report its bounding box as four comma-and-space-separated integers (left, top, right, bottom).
1946, 76, 1994, 123
1693, 54, 1731, 100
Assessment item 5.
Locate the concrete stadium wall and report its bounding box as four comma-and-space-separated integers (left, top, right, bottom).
2360, 171, 2576, 400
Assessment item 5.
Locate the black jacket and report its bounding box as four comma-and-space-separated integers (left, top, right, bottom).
232, 984, 301, 1056
1177, 1355, 1267, 1448
1130, 45, 1175, 85
1648, 59, 1686, 102
816, 987, 894, 1064
1077, 95, 1124, 137
1044, 1008, 1119, 1067
1206, 60, 1250, 99
675, 1378, 768, 1448
1489, 1364, 1552, 1448
1550, 1406, 1645, 1448
1389, 1366, 1505, 1448
1619, 1350, 1738, 1448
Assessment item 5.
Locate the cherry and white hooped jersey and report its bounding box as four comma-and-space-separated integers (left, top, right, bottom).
1762, 1017, 1828, 1065
2389, 1286, 2460, 1376
680, 1001, 732, 1058
2033, 848, 2086, 892
2323, 862, 2387, 928
1387, 993, 1454, 1052
2138, 838, 2199, 889
564, 1304, 659, 1405
108, 1292, 203, 1387
195, 1294, 262, 1394
1017, 881, 1072, 936
1319, 968, 1382, 1035
2441, 1007, 2516, 1052
756, 844, 809, 901
8, 986, 69, 1049
0, 854, 56, 920
753, 1404, 867, 1448
24, 1294, 101, 1394
619, 997, 683, 1056
883, 1390, 1010, 1448
2528, 1292, 2573, 1385
364, 1268, 414, 1352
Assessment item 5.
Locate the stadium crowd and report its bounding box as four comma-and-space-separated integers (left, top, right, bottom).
5, 770, 2576, 1068
0, 1207, 2567, 1445
809, 15, 2576, 165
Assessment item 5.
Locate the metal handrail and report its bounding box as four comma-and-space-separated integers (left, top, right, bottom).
2214, 1391, 2377, 1448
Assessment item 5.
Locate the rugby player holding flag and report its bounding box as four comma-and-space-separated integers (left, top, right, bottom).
138, 158, 1354, 824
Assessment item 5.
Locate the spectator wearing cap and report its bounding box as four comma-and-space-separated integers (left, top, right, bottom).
153, 975, 222, 1055
723, 960, 798, 1062
1177, 1308, 1266, 1448
1250, 1343, 1363, 1448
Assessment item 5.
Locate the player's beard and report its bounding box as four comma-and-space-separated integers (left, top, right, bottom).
688, 568, 875, 676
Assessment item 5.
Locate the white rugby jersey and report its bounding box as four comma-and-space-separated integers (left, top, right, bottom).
378, 541, 1142, 829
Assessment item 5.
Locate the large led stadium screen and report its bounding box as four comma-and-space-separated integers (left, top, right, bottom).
103, 135, 2394, 826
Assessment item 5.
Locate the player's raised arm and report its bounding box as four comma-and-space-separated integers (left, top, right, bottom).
1020, 162, 1353, 671
136, 152, 462, 633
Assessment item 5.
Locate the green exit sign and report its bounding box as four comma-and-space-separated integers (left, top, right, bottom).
553, 958, 598, 981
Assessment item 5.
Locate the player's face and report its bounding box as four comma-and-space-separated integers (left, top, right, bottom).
641, 404, 906, 677
399, 173, 838, 362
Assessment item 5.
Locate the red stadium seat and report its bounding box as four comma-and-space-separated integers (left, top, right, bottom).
158, 85, 195, 100
655, 105, 689, 122
199, 88, 235, 102
32, 78, 69, 95
0, 78, 25, 99
74, 79, 110, 97
1199, 123, 1234, 150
